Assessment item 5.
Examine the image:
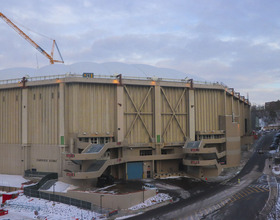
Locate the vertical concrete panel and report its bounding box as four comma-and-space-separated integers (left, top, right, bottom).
22, 89, 28, 145
0, 144, 22, 174
66, 83, 116, 137
226, 95, 233, 115
117, 85, 124, 142
28, 85, 59, 145
195, 89, 225, 132
189, 89, 195, 141
0, 89, 21, 144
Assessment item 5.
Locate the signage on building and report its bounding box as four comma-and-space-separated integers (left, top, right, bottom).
191, 160, 200, 164
66, 172, 75, 177
82, 73, 94, 78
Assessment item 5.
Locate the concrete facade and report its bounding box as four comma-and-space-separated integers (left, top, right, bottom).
0, 74, 252, 181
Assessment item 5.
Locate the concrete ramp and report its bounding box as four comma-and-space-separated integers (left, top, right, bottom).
86, 160, 107, 172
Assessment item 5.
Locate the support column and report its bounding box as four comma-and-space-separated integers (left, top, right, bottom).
21, 88, 30, 173
188, 89, 195, 141
154, 85, 161, 154
22, 89, 28, 146
59, 82, 65, 177
224, 90, 227, 116
231, 95, 234, 121
59, 82, 65, 146
116, 85, 124, 142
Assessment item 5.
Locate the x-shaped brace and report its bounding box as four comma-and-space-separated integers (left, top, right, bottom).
124, 86, 153, 141
161, 88, 187, 139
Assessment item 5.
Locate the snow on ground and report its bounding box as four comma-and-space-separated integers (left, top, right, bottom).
154, 182, 190, 199
91, 184, 117, 193
0, 190, 173, 220
46, 181, 78, 193
157, 176, 184, 179
2, 192, 102, 220
128, 193, 172, 211
0, 174, 28, 188
268, 183, 280, 219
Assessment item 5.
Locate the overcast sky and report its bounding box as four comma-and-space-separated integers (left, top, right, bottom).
1, 0, 280, 105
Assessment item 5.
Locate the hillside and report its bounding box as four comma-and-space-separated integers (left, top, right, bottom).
0, 62, 203, 81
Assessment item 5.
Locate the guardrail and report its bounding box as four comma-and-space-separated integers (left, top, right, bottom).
0, 73, 225, 86
0, 73, 250, 105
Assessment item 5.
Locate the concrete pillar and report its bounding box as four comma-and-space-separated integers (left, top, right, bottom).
22, 89, 28, 145
154, 85, 161, 144
70, 138, 74, 153
231, 95, 234, 121
21, 88, 30, 173
188, 89, 195, 141
116, 85, 124, 142
58, 83, 66, 177
59, 82, 65, 145
154, 85, 162, 155
224, 90, 227, 116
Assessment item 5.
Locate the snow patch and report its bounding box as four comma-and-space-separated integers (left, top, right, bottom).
5, 193, 101, 220
0, 174, 28, 188
128, 193, 172, 211
45, 181, 78, 193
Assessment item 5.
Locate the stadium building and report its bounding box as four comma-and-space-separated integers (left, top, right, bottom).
0, 74, 252, 183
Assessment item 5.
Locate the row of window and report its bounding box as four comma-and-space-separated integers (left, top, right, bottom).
1, 93, 59, 102
33, 92, 59, 100
79, 137, 112, 144
140, 149, 174, 156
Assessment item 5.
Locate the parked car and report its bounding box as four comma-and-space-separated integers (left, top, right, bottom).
270, 132, 280, 150
143, 183, 158, 192
96, 174, 114, 187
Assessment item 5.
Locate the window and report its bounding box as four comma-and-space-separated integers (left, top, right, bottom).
79, 137, 89, 142
140, 150, 152, 156
105, 137, 110, 143
91, 137, 98, 144
161, 149, 174, 155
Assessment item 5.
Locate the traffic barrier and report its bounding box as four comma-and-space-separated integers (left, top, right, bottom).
0, 209, 8, 216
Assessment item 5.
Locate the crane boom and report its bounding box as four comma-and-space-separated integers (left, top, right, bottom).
0, 12, 64, 64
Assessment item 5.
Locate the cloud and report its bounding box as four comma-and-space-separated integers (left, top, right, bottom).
1, 0, 280, 105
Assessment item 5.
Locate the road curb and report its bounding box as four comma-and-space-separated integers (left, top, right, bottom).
257, 174, 278, 220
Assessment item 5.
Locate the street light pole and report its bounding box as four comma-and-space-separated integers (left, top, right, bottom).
53, 183, 56, 195
52, 182, 56, 206
142, 186, 145, 203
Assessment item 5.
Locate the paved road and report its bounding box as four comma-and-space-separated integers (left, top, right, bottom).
128, 132, 275, 220
203, 179, 269, 220
203, 132, 275, 220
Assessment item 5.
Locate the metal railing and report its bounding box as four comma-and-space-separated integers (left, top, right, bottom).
23, 173, 92, 210
0, 73, 226, 86
0, 73, 250, 105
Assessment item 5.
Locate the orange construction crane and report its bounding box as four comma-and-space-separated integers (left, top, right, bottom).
0, 12, 64, 64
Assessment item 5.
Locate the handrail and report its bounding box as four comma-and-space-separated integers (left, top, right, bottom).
0, 73, 225, 86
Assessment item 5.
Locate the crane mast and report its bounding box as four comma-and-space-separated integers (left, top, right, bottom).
0, 12, 64, 64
